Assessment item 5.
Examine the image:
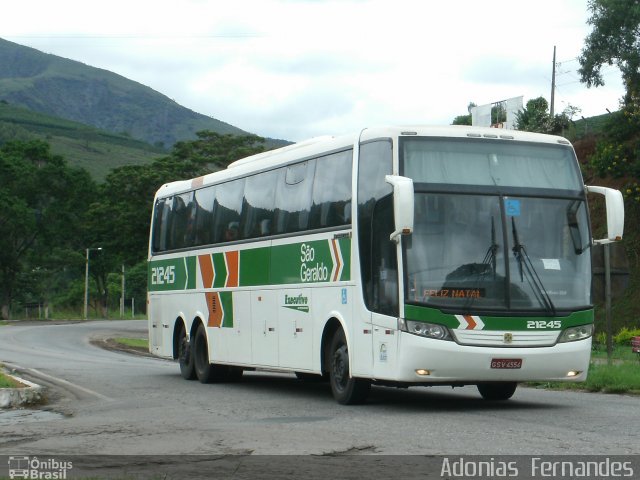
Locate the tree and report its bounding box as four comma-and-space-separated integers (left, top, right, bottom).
578, 0, 640, 93
451, 102, 476, 126
515, 97, 552, 132
491, 104, 507, 126
514, 97, 578, 135
0, 140, 96, 318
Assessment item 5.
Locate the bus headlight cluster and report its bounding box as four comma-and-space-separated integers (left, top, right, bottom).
558, 324, 594, 343
402, 320, 452, 341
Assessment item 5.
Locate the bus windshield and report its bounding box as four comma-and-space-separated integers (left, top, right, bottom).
401, 138, 591, 313
402, 137, 583, 190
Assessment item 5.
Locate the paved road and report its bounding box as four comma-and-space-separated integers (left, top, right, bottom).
1, 320, 638, 457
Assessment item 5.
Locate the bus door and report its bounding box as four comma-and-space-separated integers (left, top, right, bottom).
369, 194, 400, 379
251, 290, 279, 367
278, 288, 313, 370
149, 295, 165, 355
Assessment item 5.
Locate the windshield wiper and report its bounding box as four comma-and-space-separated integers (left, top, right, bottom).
511, 217, 556, 315
461, 216, 499, 313
482, 216, 498, 278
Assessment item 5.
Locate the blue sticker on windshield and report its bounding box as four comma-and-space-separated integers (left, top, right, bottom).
505, 199, 521, 216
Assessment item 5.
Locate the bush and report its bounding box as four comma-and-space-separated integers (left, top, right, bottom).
593, 327, 640, 349
588, 142, 633, 178
623, 181, 640, 205
613, 327, 640, 345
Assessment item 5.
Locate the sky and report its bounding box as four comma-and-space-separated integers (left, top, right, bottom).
2, 0, 626, 142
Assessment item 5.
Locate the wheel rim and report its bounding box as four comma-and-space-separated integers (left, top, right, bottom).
332, 344, 349, 392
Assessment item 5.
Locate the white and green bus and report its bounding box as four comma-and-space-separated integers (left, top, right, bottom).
148, 126, 624, 404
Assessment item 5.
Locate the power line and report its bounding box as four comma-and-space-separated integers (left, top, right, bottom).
6, 33, 264, 39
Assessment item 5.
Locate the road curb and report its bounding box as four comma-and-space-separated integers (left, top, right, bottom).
0, 370, 46, 408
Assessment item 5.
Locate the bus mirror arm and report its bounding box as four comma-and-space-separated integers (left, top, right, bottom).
585, 185, 625, 244
385, 175, 414, 244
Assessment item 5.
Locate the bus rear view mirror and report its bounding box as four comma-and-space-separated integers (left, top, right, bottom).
385, 175, 414, 243
586, 185, 625, 244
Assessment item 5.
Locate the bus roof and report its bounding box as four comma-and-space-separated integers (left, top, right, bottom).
154, 125, 573, 199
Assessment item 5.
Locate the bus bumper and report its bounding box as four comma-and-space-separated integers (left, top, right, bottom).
394, 331, 592, 384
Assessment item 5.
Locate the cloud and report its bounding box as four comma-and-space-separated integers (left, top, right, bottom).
1, 0, 627, 141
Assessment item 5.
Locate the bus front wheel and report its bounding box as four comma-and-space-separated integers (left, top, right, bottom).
328, 329, 370, 404
477, 382, 517, 401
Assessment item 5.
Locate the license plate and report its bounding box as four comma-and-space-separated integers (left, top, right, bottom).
490, 358, 522, 369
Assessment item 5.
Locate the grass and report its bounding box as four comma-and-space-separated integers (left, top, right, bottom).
529, 345, 640, 394
591, 344, 639, 362
581, 362, 640, 393
0, 371, 21, 388
113, 337, 148, 349
531, 362, 640, 394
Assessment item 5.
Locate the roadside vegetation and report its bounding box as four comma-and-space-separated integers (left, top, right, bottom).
0, 371, 21, 388
530, 362, 640, 395
113, 337, 148, 350
529, 328, 640, 395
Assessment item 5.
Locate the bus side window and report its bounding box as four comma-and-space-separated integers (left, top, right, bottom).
274, 160, 315, 235
159, 197, 174, 252
310, 150, 352, 229
240, 170, 278, 239
213, 178, 245, 244
169, 192, 195, 250
194, 186, 216, 247
151, 198, 166, 252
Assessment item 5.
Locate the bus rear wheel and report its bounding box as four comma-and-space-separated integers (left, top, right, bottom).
178, 324, 196, 380
328, 329, 370, 404
477, 382, 517, 401
193, 323, 229, 383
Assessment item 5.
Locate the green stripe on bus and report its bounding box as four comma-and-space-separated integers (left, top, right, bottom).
221, 291, 234, 328
148, 257, 196, 291
240, 247, 271, 286
338, 237, 351, 281
185, 256, 196, 289
212, 253, 227, 288
148, 237, 352, 291
404, 304, 594, 331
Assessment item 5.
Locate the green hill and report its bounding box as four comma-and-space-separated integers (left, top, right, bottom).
0, 101, 164, 180
0, 37, 249, 148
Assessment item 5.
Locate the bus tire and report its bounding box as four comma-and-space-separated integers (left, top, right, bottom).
477, 382, 517, 401
178, 324, 196, 380
193, 323, 227, 383
328, 329, 370, 404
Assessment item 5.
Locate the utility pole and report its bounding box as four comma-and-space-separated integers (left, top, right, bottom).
120, 264, 125, 318
604, 243, 613, 363
550, 45, 556, 117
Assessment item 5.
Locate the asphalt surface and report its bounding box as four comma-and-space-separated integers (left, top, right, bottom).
1, 320, 639, 461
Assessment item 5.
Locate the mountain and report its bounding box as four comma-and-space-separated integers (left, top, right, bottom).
0, 101, 165, 180
0, 38, 250, 148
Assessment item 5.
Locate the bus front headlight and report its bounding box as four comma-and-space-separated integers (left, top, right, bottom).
401, 319, 452, 341
558, 324, 594, 343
